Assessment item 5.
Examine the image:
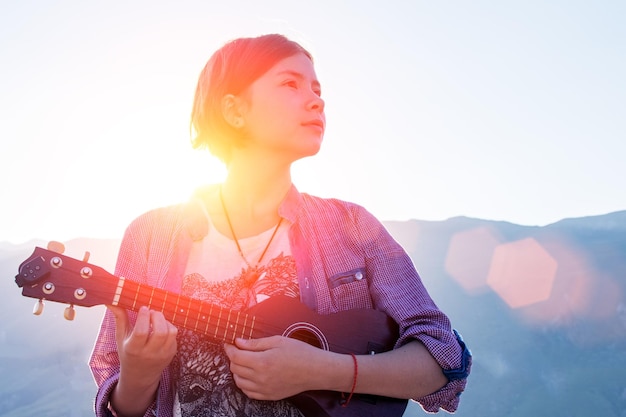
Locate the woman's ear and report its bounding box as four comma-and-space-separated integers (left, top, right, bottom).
221, 94, 245, 129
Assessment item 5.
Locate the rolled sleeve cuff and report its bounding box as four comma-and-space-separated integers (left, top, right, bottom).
94, 374, 118, 417
416, 330, 472, 413
94, 374, 157, 417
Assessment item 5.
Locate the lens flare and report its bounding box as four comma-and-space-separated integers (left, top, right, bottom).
445, 226, 501, 294
486, 238, 558, 309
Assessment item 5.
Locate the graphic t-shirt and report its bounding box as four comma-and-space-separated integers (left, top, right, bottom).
173, 215, 303, 417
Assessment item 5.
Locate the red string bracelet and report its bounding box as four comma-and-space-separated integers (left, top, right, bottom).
341, 353, 358, 407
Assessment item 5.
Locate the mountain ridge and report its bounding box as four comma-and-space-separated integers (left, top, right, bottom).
4, 209, 625, 248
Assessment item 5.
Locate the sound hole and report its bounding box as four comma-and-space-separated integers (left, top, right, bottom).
288, 329, 323, 349
283, 322, 329, 351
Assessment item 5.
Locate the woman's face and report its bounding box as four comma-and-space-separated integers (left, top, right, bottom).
237, 53, 325, 163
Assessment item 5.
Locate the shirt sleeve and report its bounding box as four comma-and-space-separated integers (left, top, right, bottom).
354, 207, 472, 413
88, 216, 161, 417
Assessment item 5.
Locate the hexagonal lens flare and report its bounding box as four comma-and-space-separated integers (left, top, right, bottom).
487, 238, 558, 309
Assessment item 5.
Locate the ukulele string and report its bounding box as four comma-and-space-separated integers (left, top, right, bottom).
117, 282, 325, 348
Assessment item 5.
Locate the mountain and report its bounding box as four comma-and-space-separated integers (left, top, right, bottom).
2, 212, 625, 416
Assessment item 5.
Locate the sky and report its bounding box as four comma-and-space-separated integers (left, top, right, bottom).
1, 0, 625, 245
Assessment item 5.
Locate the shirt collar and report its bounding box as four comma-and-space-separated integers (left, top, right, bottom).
184, 183, 303, 241
278, 184, 303, 224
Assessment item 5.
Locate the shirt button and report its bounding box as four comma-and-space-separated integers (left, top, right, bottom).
304, 276, 310, 288
355, 271, 363, 280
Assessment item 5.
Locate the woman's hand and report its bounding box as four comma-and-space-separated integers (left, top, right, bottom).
224, 335, 341, 401
107, 305, 178, 417
225, 336, 448, 403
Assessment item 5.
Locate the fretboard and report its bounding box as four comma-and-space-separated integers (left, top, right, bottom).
115, 277, 259, 343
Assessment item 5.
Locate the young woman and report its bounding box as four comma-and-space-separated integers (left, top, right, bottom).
89, 34, 471, 417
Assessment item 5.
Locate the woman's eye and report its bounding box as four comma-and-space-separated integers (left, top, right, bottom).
283, 80, 298, 88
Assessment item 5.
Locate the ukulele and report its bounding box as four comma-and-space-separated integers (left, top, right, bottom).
15, 246, 408, 417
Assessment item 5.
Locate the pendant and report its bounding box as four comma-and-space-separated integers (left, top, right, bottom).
242, 266, 259, 287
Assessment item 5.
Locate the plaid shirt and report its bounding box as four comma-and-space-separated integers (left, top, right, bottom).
89, 185, 470, 416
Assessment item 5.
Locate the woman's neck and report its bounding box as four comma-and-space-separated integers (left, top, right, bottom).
222, 175, 291, 216
209, 157, 292, 238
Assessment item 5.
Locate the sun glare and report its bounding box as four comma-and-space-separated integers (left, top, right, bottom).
27, 93, 227, 244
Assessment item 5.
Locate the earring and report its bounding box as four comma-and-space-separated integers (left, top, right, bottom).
234, 118, 243, 128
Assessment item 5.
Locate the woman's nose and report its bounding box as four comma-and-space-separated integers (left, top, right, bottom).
308, 94, 325, 113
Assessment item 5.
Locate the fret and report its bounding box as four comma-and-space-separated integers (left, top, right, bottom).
192, 301, 199, 332
241, 314, 248, 338
232, 310, 241, 342
118, 279, 129, 308
196, 303, 204, 332
191, 298, 198, 330
148, 286, 155, 308
161, 290, 168, 313
215, 307, 222, 339
238, 312, 246, 339
131, 282, 140, 310
248, 316, 256, 339
183, 297, 191, 328
195, 301, 207, 332
173, 294, 180, 321
204, 304, 213, 335
223, 308, 229, 341
225, 309, 232, 341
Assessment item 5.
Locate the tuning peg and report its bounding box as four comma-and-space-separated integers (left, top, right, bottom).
64, 305, 76, 321
33, 299, 44, 315
82, 251, 91, 263
47, 241, 66, 254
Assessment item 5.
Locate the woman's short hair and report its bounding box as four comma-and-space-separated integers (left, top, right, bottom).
190, 34, 312, 163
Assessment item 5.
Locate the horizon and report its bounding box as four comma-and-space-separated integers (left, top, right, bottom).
3, 207, 624, 246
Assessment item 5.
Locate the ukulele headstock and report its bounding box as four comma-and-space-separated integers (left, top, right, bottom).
15, 243, 118, 319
